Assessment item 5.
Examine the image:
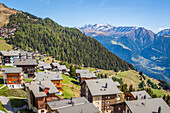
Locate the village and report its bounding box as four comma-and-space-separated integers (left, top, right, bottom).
0, 50, 169, 113
0, 23, 19, 38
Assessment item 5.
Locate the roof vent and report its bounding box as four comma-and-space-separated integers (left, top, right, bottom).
144, 95, 146, 99
96, 81, 98, 83
141, 102, 145, 105
100, 89, 102, 91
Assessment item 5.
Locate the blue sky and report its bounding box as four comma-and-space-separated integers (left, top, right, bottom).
1, 0, 170, 32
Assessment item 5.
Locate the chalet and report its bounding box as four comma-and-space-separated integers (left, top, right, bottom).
47, 97, 100, 113
125, 98, 170, 113
19, 51, 35, 59
34, 72, 63, 91
25, 80, 60, 113
1, 68, 24, 89
124, 90, 151, 101
38, 61, 52, 71
80, 78, 121, 113
0, 50, 20, 66
57, 65, 68, 74
50, 63, 60, 70
14, 59, 38, 78
76, 69, 96, 83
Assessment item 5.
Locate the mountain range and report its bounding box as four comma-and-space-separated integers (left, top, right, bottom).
78, 24, 170, 83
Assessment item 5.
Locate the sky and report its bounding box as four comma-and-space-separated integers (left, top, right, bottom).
1, 0, 170, 33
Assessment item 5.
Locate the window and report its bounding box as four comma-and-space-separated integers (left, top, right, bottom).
108, 101, 110, 104
16, 81, 18, 83
95, 97, 99, 100
13, 81, 15, 83
107, 106, 109, 108
108, 96, 110, 99
12, 77, 15, 79
96, 102, 99, 105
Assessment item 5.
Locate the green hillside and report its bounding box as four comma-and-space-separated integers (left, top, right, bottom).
6, 12, 134, 71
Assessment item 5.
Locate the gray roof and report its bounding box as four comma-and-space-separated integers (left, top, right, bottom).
38, 62, 52, 69
47, 97, 99, 113
76, 69, 95, 78
34, 72, 63, 81
20, 51, 27, 56
131, 90, 151, 100
51, 63, 60, 67
58, 65, 67, 71
25, 80, 59, 97
79, 72, 96, 78
84, 78, 121, 96
113, 81, 120, 86
1, 67, 22, 73
125, 98, 170, 113
14, 59, 37, 66
76, 69, 90, 73
0, 50, 20, 56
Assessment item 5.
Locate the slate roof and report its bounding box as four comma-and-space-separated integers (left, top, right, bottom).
84, 78, 121, 96
47, 97, 100, 113
38, 62, 52, 69
76, 69, 95, 78
34, 72, 63, 81
113, 81, 120, 87
20, 51, 27, 56
51, 63, 60, 67
0, 50, 20, 56
125, 98, 170, 113
131, 90, 151, 100
14, 59, 37, 66
58, 65, 67, 71
76, 69, 90, 74
1, 67, 22, 73
25, 80, 59, 97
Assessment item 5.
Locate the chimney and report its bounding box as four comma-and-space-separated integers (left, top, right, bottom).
158, 106, 161, 113
136, 95, 138, 100
105, 83, 108, 88
144, 95, 146, 99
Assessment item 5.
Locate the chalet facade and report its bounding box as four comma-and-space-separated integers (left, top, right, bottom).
25, 80, 60, 113
14, 59, 38, 78
34, 72, 63, 91
80, 78, 121, 113
76, 69, 96, 83
47, 97, 100, 113
1, 68, 24, 89
0, 50, 20, 66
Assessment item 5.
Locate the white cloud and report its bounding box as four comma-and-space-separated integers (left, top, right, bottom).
158, 27, 170, 32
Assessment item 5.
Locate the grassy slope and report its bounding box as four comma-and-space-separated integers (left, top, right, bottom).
113, 70, 170, 97
58, 74, 80, 99
0, 102, 6, 113
0, 38, 13, 51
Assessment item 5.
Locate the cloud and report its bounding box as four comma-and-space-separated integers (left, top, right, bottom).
158, 27, 170, 31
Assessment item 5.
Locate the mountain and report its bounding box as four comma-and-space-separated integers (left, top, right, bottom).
78, 24, 170, 83
157, 29, 170, 36
0, 3, 21, 27
5, 12, 135, 72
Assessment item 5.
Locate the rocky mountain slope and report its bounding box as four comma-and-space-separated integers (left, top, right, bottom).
0, 3, 21, 27
78, 24, 170, 83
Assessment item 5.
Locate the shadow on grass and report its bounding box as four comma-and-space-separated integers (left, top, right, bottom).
71, 80, 79, 85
